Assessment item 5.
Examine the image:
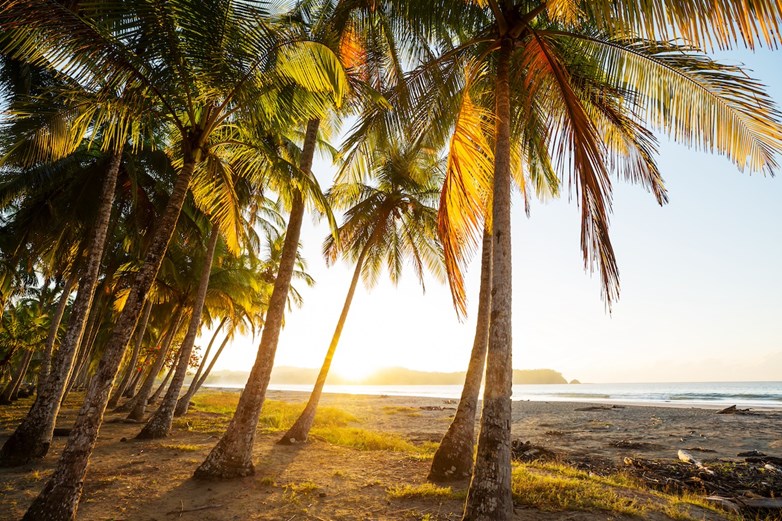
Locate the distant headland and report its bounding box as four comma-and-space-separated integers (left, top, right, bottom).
205, 367, 574, 387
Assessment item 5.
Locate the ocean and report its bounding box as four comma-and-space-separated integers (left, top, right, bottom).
252, 381, 782, 408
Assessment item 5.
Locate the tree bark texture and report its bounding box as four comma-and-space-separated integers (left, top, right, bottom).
175, 316, 225, 416
108, 299, 152, 409
22, 160, 196, 521
147, 360, 175, 404
194, 119, 319, 479
429, 228, 492, 481
0, 151, 121, 467
38, 274, 78, 396
126, 306, 183, 421
0, 350, 34, 404
463, 39, 514, 521
138, 223, 219, 438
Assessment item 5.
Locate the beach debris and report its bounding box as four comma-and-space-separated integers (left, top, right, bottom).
418, 405, 455, 411
575, 405, 615, 411
717, 405, 756, 415
738, 450, 766, 457
620, 455, 782, 516
704, 496, 742, 514
510, 440, 559, 463
165, 503, 223, 515
685, 447, 717, 453
608, 439, 662, 451
678, 449, 715, 474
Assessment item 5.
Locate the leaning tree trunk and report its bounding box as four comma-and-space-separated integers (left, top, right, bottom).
429, 228, 492, 481
278, 226, 376, 444
21, 155, 197, 521
38, 274, 78, 396
174, 316, 225, 416
108, 299, 152, 409
147, 360, 175, 405
0, 350, 33, 404
126, 306, 183, 421
195, 119, 319, 479
463, 39, 514, 521
0, 151, 121, 468
176, 331, 230, 415
139, 223, 219, 439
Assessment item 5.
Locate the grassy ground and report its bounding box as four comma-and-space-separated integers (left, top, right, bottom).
0, 390, 737, 520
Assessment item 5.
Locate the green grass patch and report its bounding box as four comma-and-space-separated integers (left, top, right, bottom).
387, 483, 461, 499
512, 462, 732, 520
382, 405, 422, 417
512, 464, 644, 515
160, 443, 201, 452
175, 392, 355, 435
311, 426, 431, 453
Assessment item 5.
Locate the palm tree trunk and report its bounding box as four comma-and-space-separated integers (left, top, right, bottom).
278, 230, 374, 444
139, 223, 220, 438
177, 331, 230, 415
195, 118, 319, 479
0, 151, 121, 467
0, 350, 34, 404
126, 306, 183, 421
108, 299, 152, 409
463, 39, 514, 521
429, 228, 492, 481
148, 360, 175, 405
175, 316, 226, 416
22, 158, 197, 521
38, 274, 78, 396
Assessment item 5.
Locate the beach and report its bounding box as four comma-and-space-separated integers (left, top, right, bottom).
1, 388, 780, 520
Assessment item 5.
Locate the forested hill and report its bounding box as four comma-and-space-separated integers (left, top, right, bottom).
205, 367, 571, 386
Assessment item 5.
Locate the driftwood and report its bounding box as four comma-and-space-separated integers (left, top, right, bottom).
678, 449, 715, 475
165, 504, 223, 516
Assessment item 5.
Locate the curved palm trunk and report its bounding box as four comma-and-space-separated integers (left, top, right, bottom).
38, 274, 78, 396
126, 306, 183, 421
195, 118, 319, 479
22, 159, 196, 521
0, 350, 34, 404
278, 243, 369, 445
139, 224, 220, 438
463, 40, 514, 521
174, 316, 226, 416
0, 151, 121, 467
176, 331, 230, 415
108, 299, 153, 409
429, 228, 492, 481
147, 361, 175, 404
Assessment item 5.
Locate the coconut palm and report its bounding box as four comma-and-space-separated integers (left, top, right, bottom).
279, 138, 444, 444
1, 1, 347, 517
393, 2, 782, 519
194, 0, 426, 478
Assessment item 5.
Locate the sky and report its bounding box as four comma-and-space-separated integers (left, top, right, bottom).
211, 49, 782, 384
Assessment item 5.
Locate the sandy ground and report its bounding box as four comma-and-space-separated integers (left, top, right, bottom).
1, 389, 780, 520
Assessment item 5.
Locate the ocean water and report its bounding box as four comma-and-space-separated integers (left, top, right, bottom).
255, 381, 782, 408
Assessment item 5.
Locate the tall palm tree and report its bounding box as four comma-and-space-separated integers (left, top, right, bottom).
279, 138, 444, 444
194, 0, 423, 478
1, 1, 347, 518
393, 2, 782, 519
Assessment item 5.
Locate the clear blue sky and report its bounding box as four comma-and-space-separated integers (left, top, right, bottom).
215, 49, 782, 384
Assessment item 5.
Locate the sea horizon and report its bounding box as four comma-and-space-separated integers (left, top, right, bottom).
206, 380, 782, 409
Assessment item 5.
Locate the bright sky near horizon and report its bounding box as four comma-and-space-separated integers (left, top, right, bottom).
210, 49, 782, 384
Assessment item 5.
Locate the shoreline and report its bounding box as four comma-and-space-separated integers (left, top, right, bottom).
205, 384, 782, 411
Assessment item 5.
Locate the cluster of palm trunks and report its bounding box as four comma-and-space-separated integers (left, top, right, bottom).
1, 1, 781, 520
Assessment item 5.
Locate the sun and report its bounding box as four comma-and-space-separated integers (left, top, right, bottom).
331, 357, 379, 382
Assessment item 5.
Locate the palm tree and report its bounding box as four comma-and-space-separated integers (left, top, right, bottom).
1, 1, 347, 517
279, 138, 444, 444
194, 0, 420, 478
392, 2, 782, 519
